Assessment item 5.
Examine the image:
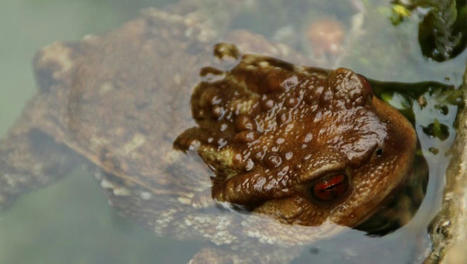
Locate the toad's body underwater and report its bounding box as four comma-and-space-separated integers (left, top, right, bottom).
0, 8, 420, 264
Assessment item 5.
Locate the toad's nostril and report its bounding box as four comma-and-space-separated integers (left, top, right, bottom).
376, 148, 383, 157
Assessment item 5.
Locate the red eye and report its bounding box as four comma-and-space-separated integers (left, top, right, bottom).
312, 174, 349, 201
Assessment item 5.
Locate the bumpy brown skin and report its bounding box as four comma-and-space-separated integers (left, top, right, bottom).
176, 48, 416, 227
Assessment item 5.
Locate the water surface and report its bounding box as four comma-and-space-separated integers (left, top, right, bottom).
0, 0, 465, 263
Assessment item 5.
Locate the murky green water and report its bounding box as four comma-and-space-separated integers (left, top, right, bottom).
0, 1, 199, 263
0, 0, 465, 263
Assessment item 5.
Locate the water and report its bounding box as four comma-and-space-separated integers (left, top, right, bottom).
0, 0, 465, 263
0, 1, 199, 263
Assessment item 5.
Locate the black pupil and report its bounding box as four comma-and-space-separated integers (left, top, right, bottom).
376, 148, 383, 156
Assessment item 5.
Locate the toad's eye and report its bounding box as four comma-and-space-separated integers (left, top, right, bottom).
311, 174, 349, 202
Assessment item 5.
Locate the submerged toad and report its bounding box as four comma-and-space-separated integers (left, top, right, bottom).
0, 6, 419, 264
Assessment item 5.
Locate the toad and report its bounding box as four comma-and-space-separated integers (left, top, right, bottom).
0, 6, 418, 264
175, 43, 417, 228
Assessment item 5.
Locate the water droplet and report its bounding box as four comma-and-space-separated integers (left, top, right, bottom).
265, 154, 282, 168
235, 115, 255, 131
281, 75, 299, 90
245, 159, 255, 171
285, 152, 294, 160
217, 138, 228, 148
220, 123, 228, 132
234, 131, 258, 142
304, 133, 313, 143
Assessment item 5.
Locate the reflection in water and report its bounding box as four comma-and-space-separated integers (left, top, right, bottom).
0, 0, 464, 263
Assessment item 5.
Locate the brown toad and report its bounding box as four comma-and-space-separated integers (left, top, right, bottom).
175, 43, 416, 228
0, 6, 418, 264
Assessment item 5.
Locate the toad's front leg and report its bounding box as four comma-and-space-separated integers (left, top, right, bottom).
0, 106, 79, 210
